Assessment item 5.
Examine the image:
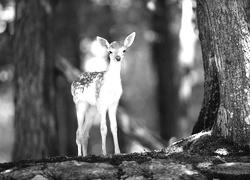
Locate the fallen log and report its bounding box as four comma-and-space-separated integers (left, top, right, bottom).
1, 131, 250, 180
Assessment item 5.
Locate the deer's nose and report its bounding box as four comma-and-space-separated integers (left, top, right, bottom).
115, 56, 121, 61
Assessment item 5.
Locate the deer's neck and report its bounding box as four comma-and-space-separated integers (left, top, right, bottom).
104, 60, 122, 82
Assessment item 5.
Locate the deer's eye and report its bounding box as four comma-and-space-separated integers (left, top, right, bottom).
109, 51, 113, 54
123, 50, 126, 53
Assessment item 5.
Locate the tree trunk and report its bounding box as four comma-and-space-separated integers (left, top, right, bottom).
192, 1, 221, 134
54, 0, 116, 155
54, 0, 81, 156
152, 0, 182, 141
12, 0, 58, 160
194, 0, 250, 146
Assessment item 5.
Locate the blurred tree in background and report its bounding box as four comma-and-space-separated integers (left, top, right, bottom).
54, 0, 115, 156
0, 0, 203, 162
12, 0, 58, 160
152, 0, 182, 141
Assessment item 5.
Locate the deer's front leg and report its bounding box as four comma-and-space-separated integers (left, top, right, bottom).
108, 103, 120, 154
99, 107, 108, 155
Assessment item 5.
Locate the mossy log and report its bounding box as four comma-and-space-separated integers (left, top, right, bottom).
1, 131, 250, 180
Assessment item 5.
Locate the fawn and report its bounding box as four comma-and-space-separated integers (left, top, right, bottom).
71, 32, 136, 156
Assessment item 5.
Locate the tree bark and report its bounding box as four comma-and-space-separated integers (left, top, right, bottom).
152, 0, 182, 141
194, 0, 250, 146
12, 0, 58, 160
192, 0, 220, 134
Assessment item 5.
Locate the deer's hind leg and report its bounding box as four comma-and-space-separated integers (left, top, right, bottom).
76, 102, 93, 156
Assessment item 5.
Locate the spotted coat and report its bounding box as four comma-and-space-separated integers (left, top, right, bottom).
71, 71, 105, 104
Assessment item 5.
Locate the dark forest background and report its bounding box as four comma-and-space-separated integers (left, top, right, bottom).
0, 0, 204, 162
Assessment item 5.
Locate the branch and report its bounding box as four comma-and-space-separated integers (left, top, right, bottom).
118, 108, 167, 150
55, 55, 81, 83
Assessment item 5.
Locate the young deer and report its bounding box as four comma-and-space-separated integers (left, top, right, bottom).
71, 32, 136, 156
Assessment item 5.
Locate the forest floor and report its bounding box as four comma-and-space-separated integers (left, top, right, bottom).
0, 131, 250, 180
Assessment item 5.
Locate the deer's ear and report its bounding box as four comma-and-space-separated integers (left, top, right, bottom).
97, 36, 109, 49
124, 32, 136, 48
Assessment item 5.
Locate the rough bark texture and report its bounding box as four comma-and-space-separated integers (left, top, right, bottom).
1, 131, 250, 179
192, 0, 221, 134
12, 0, 58, 160
152, 0, 182, 141
194, 0, 250, 146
